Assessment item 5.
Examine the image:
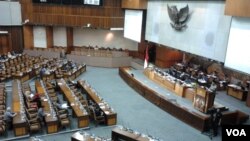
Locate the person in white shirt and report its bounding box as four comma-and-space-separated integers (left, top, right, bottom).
209, 81, 217, 92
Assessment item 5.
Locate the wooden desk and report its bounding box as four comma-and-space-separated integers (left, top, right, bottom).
112, 128, 150, 141
77, 80, 117, 126
57, 79, 89, 128
12, 80, 28, 136
13, 72, 30, 82
246, 87, 250, 107
246, 81, 250, 107
63, 65, 86, 81
174, 82, 185, 97
120, 67, 210, 131
35, 80, 58, 134
183, 87, 195, 102
42, 73, 55, 81
227, 84, 248, 101
71, 131, 102, 141
13, 113, 27, 136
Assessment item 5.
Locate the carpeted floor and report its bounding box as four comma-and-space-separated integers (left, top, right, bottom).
3, 66, 248, 141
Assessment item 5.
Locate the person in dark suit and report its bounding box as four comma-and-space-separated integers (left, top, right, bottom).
213, 109, 222, 136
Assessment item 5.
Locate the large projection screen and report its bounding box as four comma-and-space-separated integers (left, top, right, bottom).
0, 1, 21, 26
146, 1, 231, 62
224, 17, 250, 75
124, 10, 143, 42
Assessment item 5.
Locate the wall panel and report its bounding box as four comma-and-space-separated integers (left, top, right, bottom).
122, 0, 148, 10
146, 1, 231, 62
23, 25, 33, 49
0, 26, 23, 53
20, 0, 124, 28
46, 26, 53, 48
73, 28, 137, 50
225, 0, 250, 17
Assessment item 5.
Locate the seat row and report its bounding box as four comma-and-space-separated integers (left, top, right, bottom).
0, 83, 6, 136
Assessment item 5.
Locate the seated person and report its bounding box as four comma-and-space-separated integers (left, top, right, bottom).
24, 90, 33, 100
31, 93, 42, 108
40, 66, 47, 77
240, 81, 248, 91
179, 72, 186, 80
0, 63, 4, 70
11, 51, 16, 56
54, 102, 68, 110
94, 106, 104, 117
4, 107, 17, 129
7, 52, 16, 59
184, 77, 192, 84
37, 106, 48, 125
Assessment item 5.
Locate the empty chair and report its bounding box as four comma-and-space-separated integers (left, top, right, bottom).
26, 118, 42, 134
0, 122, 6, 136
0, 105, 5, 110
58, 113, 70, 129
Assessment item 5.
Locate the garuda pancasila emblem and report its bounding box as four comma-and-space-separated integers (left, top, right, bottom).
167, 4, 189, 31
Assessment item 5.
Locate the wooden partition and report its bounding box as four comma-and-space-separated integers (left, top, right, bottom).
155, 46, 183, 68
0, 26, 23, 53
225, 0, 250, 17
121, 0, 148, 10
23, 25, 34, 49
46, 26, 53, 48
0, 33, 10, 54
119, 67, 210, 131
66, 27, 73, 53
20, 0, 124, 28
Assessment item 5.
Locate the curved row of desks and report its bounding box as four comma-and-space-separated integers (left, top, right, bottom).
119, 67, 249, 132
24, 49, 132, 68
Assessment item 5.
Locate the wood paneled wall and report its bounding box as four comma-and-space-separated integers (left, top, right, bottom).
0, 34, 10, 54
155, 46, 183, 68
23, 25, 33, 49
225, 0, 250, 17
0, 26, 23, 54
46, 26, 53, 48
20, 0, 124, 28
122, 0, 148, 9
66, 27, 73, 53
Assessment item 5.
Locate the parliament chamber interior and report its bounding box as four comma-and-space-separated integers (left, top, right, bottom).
0, 0, 250, 141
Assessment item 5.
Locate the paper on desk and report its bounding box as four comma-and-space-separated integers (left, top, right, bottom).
61, 103, 69, 109
104, 111, 110, 114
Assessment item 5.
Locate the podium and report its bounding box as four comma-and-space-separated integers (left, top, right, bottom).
193, 87, 215, 113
